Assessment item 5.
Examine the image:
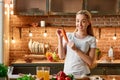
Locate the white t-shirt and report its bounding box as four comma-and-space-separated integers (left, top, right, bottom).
63, 32, 96, 76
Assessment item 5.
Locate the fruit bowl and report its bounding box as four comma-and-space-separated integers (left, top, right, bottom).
46, 52, 60, 62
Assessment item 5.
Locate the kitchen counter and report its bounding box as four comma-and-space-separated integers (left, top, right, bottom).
12, 59, 120, 64
95, 59, 120, 67
11, 59, 64, 69
97, 59, 120, 64
11, 59, 120, 67
90, 75, 120, 80
90, 59, 120, 75
8, 75, 120, 80
10, 59, 120, 75
12, 59, 64, 64
10, 59, 64, 75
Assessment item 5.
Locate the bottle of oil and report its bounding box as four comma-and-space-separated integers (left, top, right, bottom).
108, 46, 114, 62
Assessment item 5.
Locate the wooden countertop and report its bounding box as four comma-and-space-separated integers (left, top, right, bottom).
96, 75, 120, 80
11, 59, 64, 64
96, 59, 120, 64
8, 75, 120, 80
88, 75, 120, 80
12, 59, 120, 64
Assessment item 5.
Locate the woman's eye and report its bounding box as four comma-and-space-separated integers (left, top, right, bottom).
76, 19, 88, 24
82, 20, 86, 23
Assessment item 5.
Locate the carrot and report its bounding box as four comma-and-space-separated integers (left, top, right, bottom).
61, 28, 68, 43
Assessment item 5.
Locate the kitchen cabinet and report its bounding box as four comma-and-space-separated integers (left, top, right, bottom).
11, 63, 120, 75
13, 0, 83, 16
49, 0, 83, 15
90, 63, 120, 75
84, 0, 118, 15
13, 0, 120, 16
11, 63, 64, 75
13, 0, 49, 15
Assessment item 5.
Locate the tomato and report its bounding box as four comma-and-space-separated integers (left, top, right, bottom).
47, 56, 53, 62
58, 71, 66, 78
57, 76, 65, 80
65, 77, 71, 80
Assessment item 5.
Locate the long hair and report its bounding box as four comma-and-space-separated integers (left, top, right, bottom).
76, 10, 94, 36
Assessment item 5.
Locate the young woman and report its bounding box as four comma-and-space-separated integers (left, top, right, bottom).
56, 10, 96, 76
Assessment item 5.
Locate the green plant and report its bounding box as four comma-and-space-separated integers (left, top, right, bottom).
0, 64, 8, 77
17, 75, 35, 80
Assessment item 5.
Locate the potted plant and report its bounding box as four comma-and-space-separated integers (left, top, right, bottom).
0, 64, 8, 80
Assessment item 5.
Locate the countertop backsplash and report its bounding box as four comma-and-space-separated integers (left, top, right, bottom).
9, 15, 120, 64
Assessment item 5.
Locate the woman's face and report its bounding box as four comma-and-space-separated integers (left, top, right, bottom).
76, 14, 90, 31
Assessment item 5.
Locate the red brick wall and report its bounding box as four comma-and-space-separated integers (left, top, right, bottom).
9, 15, 120, 63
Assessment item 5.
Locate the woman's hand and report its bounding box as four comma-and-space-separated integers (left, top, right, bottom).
56, 29, 63, 39
68, 41, 77, 51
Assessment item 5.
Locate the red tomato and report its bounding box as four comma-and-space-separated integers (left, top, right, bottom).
57, 76, 65, 80
65, 77, 71, 80
58, 71, 66, 78
47, 56, 53, 62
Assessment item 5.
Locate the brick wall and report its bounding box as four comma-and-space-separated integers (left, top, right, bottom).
9, 15, 120, 63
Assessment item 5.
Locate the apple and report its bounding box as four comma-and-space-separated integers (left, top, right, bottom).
52, 52, 59, 61
47, 56, 53, 62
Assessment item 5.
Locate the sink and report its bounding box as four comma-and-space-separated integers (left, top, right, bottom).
8, 66, 36, 79
12, 66, 36, 75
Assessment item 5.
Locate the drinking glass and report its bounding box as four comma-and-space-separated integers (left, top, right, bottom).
44, 67, 50, 80
36, 67, 44, 79
36, 66, 50, 80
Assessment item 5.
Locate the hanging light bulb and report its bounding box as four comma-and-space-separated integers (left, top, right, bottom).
4, 11, 7, 15
113, 33, 117, 40
11, 37, 15, 43
112, 77, 116, 80
10, 10, 14, 15
10, 0, 14, 15
11, 27, 15, 43
5, 40, 8, 43
45, 43, 49, 48
4, 4, 9, 15
113, 27, 117, 40
43, 29, 47, 37
5, 4, 9, 8
9, 4, 13, 8
29, 30, 33, 37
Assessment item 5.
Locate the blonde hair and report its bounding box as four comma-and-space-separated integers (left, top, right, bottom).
76, 10, 94, 36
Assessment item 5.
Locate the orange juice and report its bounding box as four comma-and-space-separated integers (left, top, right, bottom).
36, 70, 44, 79
36, 67, 50, 80
44, 70, 50, 80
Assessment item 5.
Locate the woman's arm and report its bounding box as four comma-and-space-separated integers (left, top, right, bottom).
58, 38, 67, 59
56, 29, 67, 59
68, 41, 96, 66
75, 48, 96, 66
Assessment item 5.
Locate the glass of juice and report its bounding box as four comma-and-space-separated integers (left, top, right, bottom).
44, 67, 50, 80
36, 67, 44, 79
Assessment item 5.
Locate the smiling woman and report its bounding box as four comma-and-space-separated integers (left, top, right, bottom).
56, 10, 96, 76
